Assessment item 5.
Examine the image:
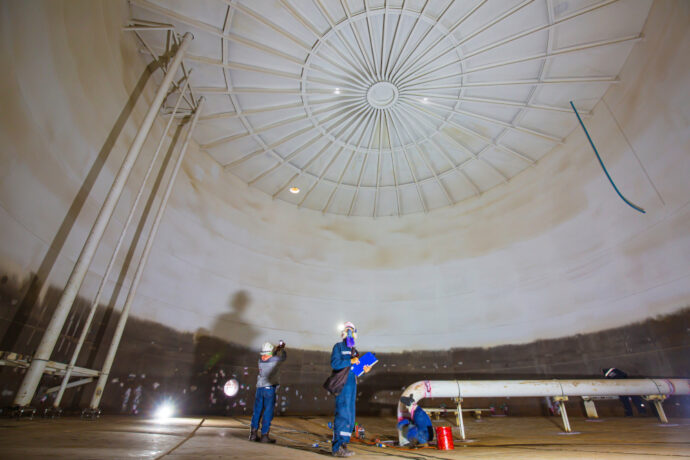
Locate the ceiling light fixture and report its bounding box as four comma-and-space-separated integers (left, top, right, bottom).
334, 88, 341, 95
422, 97, 429, 103
289, 187, 300, 194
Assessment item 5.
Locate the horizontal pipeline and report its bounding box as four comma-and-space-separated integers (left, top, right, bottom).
396, 379, 689, 443
397, 378, 689, 420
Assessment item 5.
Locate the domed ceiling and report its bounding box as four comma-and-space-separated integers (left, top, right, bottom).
128, 0, 651, 217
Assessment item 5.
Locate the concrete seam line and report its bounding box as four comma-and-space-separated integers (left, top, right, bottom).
155, 417, 205, 459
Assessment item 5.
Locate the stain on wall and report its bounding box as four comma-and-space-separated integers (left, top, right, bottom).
0, 276, 688, 417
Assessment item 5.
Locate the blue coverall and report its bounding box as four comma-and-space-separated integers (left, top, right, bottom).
331, 340, 357, 453
407, 407, 434, 445
604, 368, 647, 416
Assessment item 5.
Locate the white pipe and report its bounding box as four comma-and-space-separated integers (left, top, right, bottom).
52, 79, 191, 408
89, 97, 205, 410
46, 378, 93, 395
13, 32, 194, 407
397, 379, 690, 441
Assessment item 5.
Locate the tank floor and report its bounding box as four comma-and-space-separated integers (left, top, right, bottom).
0, 415, 688, 459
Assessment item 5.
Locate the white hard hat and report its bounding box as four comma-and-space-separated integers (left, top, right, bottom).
261, 342, 273, 355
341, 322, 357, 339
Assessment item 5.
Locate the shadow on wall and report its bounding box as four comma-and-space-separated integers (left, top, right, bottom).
0, 63, 157, 354
212, 290, 260, 346
188, 290, 261, 414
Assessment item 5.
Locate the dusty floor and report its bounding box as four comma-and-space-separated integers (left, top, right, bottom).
0, 414, 688, 459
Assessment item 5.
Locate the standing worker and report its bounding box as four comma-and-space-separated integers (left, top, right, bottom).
249, 340, 286, 443
330, 322, 371, 457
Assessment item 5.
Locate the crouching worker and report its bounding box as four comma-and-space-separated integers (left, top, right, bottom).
398, 395, 434, 448
249, 340, 286, 443
602, 367, 647, 416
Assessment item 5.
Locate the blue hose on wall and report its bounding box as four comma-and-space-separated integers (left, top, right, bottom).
570, 101, 645, 214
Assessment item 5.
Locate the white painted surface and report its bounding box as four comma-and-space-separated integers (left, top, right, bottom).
129, 0, 653, 217
0, 1, 688, 352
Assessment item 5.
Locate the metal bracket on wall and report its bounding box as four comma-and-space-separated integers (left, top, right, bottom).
0, 350, 98, 378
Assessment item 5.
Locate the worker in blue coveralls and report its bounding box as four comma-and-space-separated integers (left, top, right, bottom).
331, 322, 371, 457
398, 394, 434, 448
602, 367, 647, 416
249, 340, 286, 443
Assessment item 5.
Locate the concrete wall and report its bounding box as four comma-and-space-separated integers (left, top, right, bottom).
0, 0, 688, 412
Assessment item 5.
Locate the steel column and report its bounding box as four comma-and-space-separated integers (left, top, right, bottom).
52, 80, 191, 408
13, 32, 194, 407
89, 97, 205, 409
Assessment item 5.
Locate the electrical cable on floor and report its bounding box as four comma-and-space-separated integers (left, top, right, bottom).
570, 101, 646, 214
234, 415, 445, 457
154, 417, 205, 459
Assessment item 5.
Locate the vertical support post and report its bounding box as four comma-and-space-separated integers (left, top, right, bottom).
52, 80, 191, 408
555, 396, 571, 432
582, 396, 599, 419
455, 397, 466, 440
89, 97, 205, 410
13, 32, 194, 407
647, 395, 668, 423
653, 400, 668, 424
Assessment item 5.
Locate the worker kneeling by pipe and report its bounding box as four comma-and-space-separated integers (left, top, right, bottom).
397, 395, 434, 448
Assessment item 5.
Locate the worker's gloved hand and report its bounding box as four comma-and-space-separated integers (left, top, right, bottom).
397, 419, 410, 430
363, 365, 372, 374
350, 357, 360, 365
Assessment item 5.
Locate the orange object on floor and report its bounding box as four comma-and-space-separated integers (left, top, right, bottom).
435, 426, 454, 450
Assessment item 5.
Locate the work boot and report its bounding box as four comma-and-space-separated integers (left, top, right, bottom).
332, 446, 355, 457
260, 431, 276, 443
248, 428, 259, 442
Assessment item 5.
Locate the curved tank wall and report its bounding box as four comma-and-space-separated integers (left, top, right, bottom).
0, 0, 689, 353
0, 0, 689, 416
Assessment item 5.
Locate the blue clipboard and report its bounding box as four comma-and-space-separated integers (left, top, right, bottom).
351, 352, 378, 377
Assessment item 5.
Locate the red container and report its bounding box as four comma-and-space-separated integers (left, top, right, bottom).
435, 426, 454, 450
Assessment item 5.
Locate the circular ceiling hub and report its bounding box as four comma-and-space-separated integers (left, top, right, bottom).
366, 81, 399, 109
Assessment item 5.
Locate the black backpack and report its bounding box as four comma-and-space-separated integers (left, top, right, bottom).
323, 367, 350, 396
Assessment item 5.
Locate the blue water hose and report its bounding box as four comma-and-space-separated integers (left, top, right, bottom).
570, 101, 645, 214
